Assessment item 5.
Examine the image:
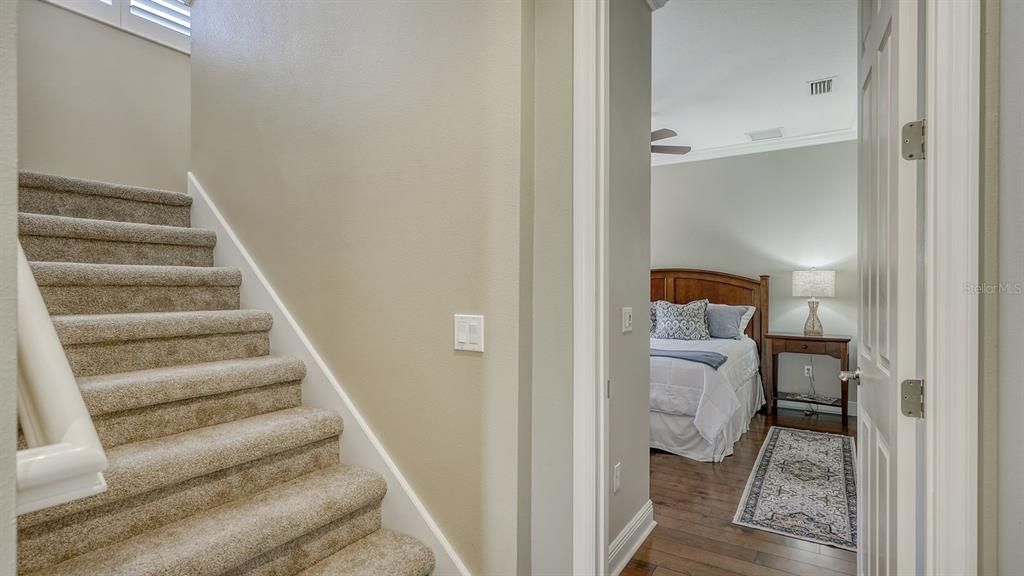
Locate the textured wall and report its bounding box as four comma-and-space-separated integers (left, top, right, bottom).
1, 0, 17, 572
651, 142, 859, 402
189, 1, 526, 573
608, 0, 653, 544
17, 0, 189, 191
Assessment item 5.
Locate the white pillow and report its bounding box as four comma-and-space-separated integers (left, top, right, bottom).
737, 305, 756, 334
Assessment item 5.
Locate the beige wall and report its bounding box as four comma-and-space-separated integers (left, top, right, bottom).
529, 0, 574, 573
1, 0, 17, 572
651, 142, 859, 402
608, 0, 653, 543
189, 1, 528, 573
18, 0, 189, 191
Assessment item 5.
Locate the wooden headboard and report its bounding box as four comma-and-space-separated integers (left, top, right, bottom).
650, 269, 770, 356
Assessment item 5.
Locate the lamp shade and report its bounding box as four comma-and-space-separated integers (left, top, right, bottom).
792, 269, 836, 298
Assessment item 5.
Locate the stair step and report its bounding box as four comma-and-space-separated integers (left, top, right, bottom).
298, 530, 435, 576
82, 357, 307, 447
52, 309, 273, 376
29, 465, 385, 576
19, 407, 343, 529
19, 213, 216, 267
31, 262, 242, 314
18, 437, 340, 573
81, 356, 306, 415
222, 506, 382, 576
19, 171, 192, 227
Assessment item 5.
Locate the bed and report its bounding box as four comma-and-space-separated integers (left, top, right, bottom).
649, 269, 770, 462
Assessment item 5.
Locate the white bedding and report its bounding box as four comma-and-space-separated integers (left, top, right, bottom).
649, 336, 762, 458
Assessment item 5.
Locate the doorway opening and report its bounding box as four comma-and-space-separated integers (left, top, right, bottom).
629, 2, 861, 575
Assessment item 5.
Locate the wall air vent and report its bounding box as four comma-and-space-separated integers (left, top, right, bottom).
746, 127, 784, 142
809, 76, 835, 96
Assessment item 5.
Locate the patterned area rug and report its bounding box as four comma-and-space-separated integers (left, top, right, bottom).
733, 426, 857, 551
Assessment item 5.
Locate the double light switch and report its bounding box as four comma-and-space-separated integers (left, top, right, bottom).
454, 314, 485, 352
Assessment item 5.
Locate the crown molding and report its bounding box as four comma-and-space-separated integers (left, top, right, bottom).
646, 0, 670, 12
650, 128, 857, 166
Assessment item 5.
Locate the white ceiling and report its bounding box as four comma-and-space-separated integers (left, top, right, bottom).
652, 0, 858, 165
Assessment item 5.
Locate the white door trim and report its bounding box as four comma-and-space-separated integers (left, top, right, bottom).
924, 0, 980, 573
572, 0, 610, 573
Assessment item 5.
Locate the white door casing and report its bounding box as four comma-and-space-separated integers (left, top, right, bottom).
857, 0, 922, 575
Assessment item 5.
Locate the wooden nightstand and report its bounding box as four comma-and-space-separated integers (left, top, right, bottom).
764, 332, 853, 428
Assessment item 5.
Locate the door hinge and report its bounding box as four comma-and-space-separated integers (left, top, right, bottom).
606, 379, 611, 400
901, 379, 924, 418
901, 119, 926, 160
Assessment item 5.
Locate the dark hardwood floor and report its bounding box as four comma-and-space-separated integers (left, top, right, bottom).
625, 409, 857, 576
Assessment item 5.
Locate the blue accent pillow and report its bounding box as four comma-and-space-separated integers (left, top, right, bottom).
706, 304, 756, 339
652, 299, 711, 340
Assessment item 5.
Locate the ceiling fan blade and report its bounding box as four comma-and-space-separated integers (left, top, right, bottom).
651, 145, 691, 155
651, 128, 677, 142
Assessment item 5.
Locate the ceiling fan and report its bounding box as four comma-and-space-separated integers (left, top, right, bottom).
651, 128, 691, 155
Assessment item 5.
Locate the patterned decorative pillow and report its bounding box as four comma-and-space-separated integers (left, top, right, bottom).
652, 299, 711, 340
650, 301, 658, 335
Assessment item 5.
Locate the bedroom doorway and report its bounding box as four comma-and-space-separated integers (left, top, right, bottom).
570, 1, 983, 575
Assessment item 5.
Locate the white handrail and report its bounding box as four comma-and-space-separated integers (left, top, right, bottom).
16, 243, 108, 515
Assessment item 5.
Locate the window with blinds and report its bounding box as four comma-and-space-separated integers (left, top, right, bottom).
44, 0, 191, 53
128, 0, 191, 38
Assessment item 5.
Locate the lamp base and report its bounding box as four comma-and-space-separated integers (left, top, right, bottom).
803, 299, 823, 336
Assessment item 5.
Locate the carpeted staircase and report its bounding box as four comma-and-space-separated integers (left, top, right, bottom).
16, 171, 435, 576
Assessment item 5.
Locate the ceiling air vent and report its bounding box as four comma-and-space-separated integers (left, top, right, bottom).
809, 76, 835, 96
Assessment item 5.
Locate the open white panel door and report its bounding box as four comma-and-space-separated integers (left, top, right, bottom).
856, 0, 922, 575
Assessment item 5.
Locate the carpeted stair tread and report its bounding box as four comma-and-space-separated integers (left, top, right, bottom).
20, 171, 191, 206
80, 356, 307, 415
297, 529, 435, 576
19, 407, 343, 529
30, 261, 241, 287
52, 309, 272, 345
32, 262, 241, 314
19, 213, 215, 247
17, 439, 342, 574
32, 465, 386, 576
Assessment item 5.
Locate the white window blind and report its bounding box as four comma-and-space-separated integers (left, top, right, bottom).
128, 0, 191, 37
44, 0, 191, 54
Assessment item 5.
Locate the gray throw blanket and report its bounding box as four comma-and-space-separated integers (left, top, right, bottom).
650, 349, 728, 370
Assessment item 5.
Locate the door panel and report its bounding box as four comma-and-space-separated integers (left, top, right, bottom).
857, 0, 919, 575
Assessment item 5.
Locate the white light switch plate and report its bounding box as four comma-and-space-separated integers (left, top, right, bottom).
621, 307, 633, 333
454, 314, 485, 352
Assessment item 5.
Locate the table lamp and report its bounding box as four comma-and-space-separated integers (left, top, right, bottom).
792, 269, 835, 336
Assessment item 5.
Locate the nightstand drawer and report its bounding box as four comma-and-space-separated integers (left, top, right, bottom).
785, 340, 827, 354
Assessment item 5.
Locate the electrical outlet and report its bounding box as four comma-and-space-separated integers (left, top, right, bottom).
613, 462, 622, 494
804, 365, 813, 377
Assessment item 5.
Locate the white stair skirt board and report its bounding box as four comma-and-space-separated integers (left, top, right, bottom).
776, 400, 859, 417
608, 500, 656, 576
188, 173, 469, 576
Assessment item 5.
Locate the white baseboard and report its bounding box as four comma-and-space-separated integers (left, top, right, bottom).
777, 399, 858, 416
608, 500, 656, 576
188, 173, 469, 576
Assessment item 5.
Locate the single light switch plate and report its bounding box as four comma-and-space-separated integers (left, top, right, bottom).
454, 314, 485, 352
622, 307, 633, 333
613, 462, 622, 494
